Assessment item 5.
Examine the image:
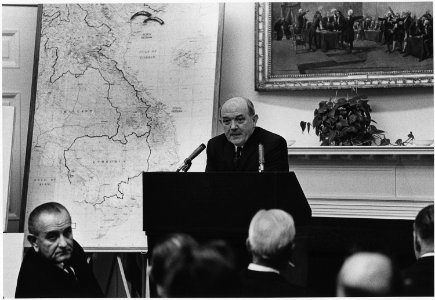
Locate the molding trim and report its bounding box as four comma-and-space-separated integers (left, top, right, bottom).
309, 197, 430, 220
2, 29, 20, 69
2, 91, 22, 227
2, 92, 20, 105
7, 212, 19, 221
288, 146, 434, 156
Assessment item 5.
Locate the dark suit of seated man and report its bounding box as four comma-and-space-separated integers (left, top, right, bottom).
240, 209, 304, 297
206, 96, 289, 172
15, 202, 103, 298
403, 204, 434, 296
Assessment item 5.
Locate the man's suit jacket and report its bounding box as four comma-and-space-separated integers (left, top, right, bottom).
239, 269, 305, 297
205, 127, 289, 172
402, 255, 434, 296
15, 239, 103, 298
342, 15, 363, 42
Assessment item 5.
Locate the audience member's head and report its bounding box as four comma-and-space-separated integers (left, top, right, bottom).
205, 239, 237, 267
27, 202, 73, 264
336, 252, 402, 297
164, 243, 239, 297
413, 204, 434, 259
247, 209, 295, 270
149, 233, 198, 297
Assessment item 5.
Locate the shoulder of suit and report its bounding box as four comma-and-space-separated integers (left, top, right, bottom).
255, 127, 286, 141
71, 239, 87, 259
208, 132, 227, 145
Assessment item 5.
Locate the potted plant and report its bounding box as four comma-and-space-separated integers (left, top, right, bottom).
300, 95, 414, 146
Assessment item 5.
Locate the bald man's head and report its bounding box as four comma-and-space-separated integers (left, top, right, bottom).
219, 97, 258, 147
337, 252, 401, 297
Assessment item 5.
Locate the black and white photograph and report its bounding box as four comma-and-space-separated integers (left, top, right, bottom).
2, 2, 434, 299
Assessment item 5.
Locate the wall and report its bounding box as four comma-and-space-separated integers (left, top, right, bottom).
219, 2, 434, 147
2, 5, 38, 232
3, 2, 433, 227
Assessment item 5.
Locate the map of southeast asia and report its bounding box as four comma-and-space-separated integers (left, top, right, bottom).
25, 3, 221, 249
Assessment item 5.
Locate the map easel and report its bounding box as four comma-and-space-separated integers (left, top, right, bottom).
18, 3, 224, 298
83, 243, 149, 298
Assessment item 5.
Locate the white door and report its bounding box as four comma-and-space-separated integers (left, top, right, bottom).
2, 5, 38, 232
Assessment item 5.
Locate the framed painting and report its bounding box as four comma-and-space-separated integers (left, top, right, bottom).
255, 2, 434, 90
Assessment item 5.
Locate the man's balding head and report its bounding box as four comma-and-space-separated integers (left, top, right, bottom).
220, 97, 258, 147
337, 252, 401, 297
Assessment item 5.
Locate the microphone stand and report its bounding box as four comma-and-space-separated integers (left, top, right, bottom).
176, 160, 192, 172
175, 143, 206, 172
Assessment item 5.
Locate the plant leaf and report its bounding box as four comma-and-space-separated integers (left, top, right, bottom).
328, 109, 336, 118
319, 101, 327, 108
300, 121, 306, 133
329, 130, 336, 141
348, 114, 357, 124
380, 138, 390, 146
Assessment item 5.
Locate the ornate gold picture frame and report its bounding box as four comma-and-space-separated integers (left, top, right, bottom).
255, 2, 434, 90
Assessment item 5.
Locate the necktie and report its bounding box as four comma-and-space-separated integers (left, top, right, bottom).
63, 264, 77, 281
234, 147, 242, 166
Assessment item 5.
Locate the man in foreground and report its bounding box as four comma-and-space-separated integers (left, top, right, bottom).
336, 252, 402, 296
240, 209, 304, 297
403, 204, 434, 296
206, 96, 289, 172
15, 202, 103, 298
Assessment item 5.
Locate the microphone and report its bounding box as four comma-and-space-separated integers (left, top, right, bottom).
176, 143, 206, 172
258, 143, 264, 173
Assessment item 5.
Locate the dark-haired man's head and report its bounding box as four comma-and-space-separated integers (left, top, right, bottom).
413, 204, 434, 259
150, 233, 198, 297
164, 243, 239, 297
27, 202, 73, 265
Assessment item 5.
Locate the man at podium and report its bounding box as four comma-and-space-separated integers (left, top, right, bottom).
206, 96, 289, 172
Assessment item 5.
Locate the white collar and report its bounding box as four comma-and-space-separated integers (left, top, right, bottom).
248, 263, 280, 274
420, 252, 434, 258
234, 145, 244, 151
